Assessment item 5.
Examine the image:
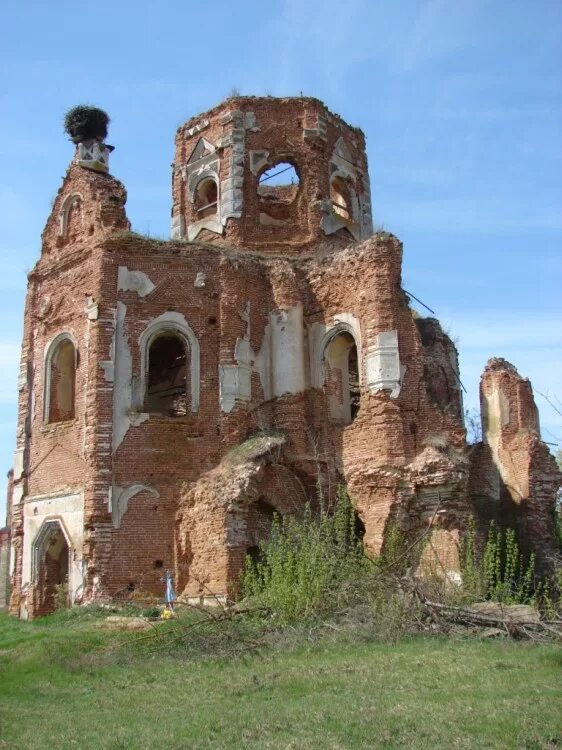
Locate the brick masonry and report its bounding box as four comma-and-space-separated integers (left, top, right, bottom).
6, 97, 561, 618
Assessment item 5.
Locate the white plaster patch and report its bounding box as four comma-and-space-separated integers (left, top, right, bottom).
187, 217, 223, 242
219, 303, 253, 412
76, 141, 111, 173
13, 449, 24, 481
194, 272, 206, 288
219, 364, 251, 413
118, 267, 156, 298
253, 322, 272, 400
185, 119, 209, 137
84, 296, 99, 321
365, 330, 402, 398
249, 150, 270, 176
321, 211, 362, 241
111, 484, 159, 529
170, 214, 185, 240
12, 485, 24, 506
112, 302, 133, 451
270, 304, 306, 397
219, 302, 308, 411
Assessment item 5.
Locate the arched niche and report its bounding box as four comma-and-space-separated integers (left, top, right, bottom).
43, 332, 78, 423
58, 192, 83, 239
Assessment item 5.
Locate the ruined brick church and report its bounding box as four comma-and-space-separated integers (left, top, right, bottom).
6, 97, 560, 618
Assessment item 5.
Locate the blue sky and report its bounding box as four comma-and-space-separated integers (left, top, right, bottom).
0, 1, 561, 521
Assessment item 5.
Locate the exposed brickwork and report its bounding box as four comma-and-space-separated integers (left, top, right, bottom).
470, 358, 561, 572
7, 97, 560, 618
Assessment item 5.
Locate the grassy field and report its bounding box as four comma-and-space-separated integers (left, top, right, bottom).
0, 610, 561, 749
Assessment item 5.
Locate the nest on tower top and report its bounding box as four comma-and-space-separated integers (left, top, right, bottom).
64, 105, 110, 144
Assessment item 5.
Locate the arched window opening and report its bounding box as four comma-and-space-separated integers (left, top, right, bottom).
324, 331, 360, 424
195, 178, 218, 219
47, 338, 76, 423
258, 161, 300, 226
34, 521, 69, 615
145, 333, 189, 417
246, 498, 277, 564
330, 176, 351, 220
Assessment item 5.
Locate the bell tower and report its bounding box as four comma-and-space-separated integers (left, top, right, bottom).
171, 96, 373, 254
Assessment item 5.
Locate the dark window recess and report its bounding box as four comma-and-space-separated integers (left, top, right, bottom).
145, 334, 188, 417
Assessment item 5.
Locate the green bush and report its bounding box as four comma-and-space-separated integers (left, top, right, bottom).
462, 518, 536, 604
242, 486, 367, 624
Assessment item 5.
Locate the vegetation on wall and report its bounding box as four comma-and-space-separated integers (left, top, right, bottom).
461, 518, 536, 604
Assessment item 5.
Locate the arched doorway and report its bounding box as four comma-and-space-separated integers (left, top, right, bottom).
33, 520, 70, 615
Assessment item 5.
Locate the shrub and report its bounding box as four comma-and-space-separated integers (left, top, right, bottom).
64, 105, 109, 143
462, 518, 537, 604
53, 582, 69, 612
242, 486, 367, 624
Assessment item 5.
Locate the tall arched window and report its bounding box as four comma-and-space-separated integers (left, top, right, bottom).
195, 178, 218, 219
144, 333, 189, 417
44, 334, 77, 423
139, 313, 200, 415
323, 330, 360, 423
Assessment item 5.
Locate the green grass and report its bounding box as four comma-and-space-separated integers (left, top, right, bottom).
0, 611, 560, 749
